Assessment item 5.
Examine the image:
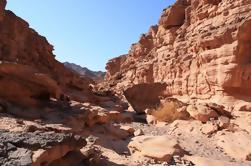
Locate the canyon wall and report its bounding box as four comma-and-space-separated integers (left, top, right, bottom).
105, 0, 251, 109
0, 0, 95, 107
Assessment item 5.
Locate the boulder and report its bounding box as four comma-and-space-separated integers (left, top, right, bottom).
0, 130, 86, 165
123, 83, 167, 113
217, 116, 230, 129
0, 63, 62, 107
206, 103, 232, 118
134, 129, 144, 136
159, 0, 187, 28
128, 135, 184, 161
201, 123, 218, 135
186, 104, 219, 122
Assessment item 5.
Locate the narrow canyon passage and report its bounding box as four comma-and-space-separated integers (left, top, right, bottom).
0, 0, 251, 165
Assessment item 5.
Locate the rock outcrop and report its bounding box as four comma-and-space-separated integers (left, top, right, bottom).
0, 1, 130, 165
0, 0, 95, 107
0, 130, 86, 166
104, 0, 251, 110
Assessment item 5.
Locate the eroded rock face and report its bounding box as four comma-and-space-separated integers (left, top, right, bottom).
0, 63, 62, 107
0, 130, 86, 166
0, 3, 95, 107
104, 0, 251, 108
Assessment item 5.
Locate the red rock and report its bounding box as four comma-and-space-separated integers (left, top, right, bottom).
159, 0, 188, 29
123, 83, 167, 113
104, 0, 251, 109
0, 2, 96, 107
0, 63, 62, 107
187, 104, 219, 122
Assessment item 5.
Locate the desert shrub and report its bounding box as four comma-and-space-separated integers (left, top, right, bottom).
152, 101, 188, 123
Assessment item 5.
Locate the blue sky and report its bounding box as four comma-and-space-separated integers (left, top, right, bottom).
6, 0, 175, 71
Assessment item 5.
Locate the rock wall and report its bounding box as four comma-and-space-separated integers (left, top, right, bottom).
105, 0, 251, 109
0, 0, 95, 107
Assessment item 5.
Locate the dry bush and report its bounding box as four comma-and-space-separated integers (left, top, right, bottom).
152, 101, 188, 123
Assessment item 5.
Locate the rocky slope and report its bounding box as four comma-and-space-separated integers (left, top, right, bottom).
104, 0, 251, 111
64, 62, 105, 83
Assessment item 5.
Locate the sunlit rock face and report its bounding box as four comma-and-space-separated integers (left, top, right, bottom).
105, 0, 251, 108
0, 1, 96, 107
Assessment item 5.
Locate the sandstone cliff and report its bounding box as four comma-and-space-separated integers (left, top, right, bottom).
105, 0, 251, 111
0, 0, 96, 107
1, 0, 251, 165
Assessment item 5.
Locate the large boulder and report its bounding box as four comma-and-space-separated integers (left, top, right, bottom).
186, 104, 219, 122
128, 135, 184, 161
123, 83, 167, 113
0, 130, 86, 166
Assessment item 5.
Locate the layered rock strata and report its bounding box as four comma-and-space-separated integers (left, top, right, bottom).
104, 0, 251, 110
0, 0, 95, 108
0, 130, 86, 166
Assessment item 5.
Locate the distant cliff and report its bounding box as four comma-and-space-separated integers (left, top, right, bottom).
64, 62, 105, 83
